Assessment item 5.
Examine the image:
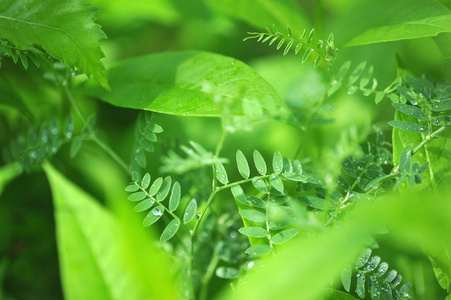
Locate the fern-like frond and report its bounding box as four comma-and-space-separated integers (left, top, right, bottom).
244, 25, 338, 68
0, 40, 43, 69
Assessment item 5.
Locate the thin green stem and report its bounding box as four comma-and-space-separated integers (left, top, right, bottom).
412, 122, 450, 155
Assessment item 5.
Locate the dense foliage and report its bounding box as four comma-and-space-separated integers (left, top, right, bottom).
1, 0, 451, 299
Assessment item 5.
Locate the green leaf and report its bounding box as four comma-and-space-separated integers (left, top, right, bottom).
369, 277, 380, 300
70, 137, 83, 158
133, 199, 155, 212
216, 267, 239, 279
348, 62, 367, 85
346, 0, 451, 46
381, 283, 393, 300
356, 248, 372, 268
215, 162, 229, 185
143, 206, 164, 227
125, 184, 139, 192
355, 271, 366, 298
141, 173, 151, 189
299, 196, 337, 210
247, 195, 267, 209
253, 150, 267, 175
82, 51, 289, 118
160, 219, 180, 242
239, 210, 266, 223
183, 199, 197, 223
239, 227, 268, 238
128, 192, 146, 202
388, 120, 427, 133
268, 217, 294, 230
156, 176, 171, 201
252, 177, 270, 193
282, 172, 307, 182
341, 265, 353, 292
271, 229, 299, 245
269, 174, 284, 193
359, 65, 373, 88
392, 103, 426, 119
236, 150, 250, 179
149, 177, 163, 196
231, 184, 248, 205
272, 151, 283, 174
169, 182, 181, 211
0, 0, 108, 88
398, 144, 412, 174
245, 244, 272, 256
432, 100, 451, 112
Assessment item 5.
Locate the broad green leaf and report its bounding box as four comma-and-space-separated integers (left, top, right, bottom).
346, 0, 451, 46
272, 151, 283, 174
392, 103, 426, 119
392, 111, 451, 190
271, 229, 299, 245
83, 51, 289, 118
388, 120, 427, 133
149, 177, 163, 196
231, 184, 247, 205
156, 176, 171, 201
169, 182, 181, 211
239, 210, 266, 223
268, 217, 294, 230
143, 206, 164, 227
43, 163, 176, 300
128, 191, 146, 202
183, 199, 197, 223
0, 0, 108, 88
245, 244, 272, 256
434, 32, 451, 58
236, 150, 250, 179
160, 219, 180, 242
206, 0, 309, 36
341, 265, 353, 292
269, 174, 284, 193
405, 76, 433, 98
215, 162, 229, 185
239, 227, 268, 238
253, 150, 267, 175
133, 199, 154, 212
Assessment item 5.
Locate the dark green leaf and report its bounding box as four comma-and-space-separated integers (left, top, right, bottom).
392, 103, 426, 119
299, 196, 336, 210
169, 182, 181, 211
239, 227, 268, 238
432, 100, 451, 112
156, 176, 172, 201
143, 206, 164, 227
160, 219, 180, 242
239, 210, 266, 223
341, 265, 352, 292
245, 244, 272, 256
70, 137, 83, 158
253, 150, 267, 175
388, 121, 427, 133
399, 144, 412, 174
271, 229, 299, 245
405, 76, 432, 98
272, 151, 283, 174
215, 162, 229, 184
134, 148, 146, 168
149, 177, 163, 196
183, 199, 197, 223
236, 150, 250, 178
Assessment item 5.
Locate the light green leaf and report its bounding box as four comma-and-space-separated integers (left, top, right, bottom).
272, 151, 283, 174
125, 184, 139, 192
348, 62, 367, 85
239, 227, 268, 238
282, 172, 307, 182
0, 0, 108, 88
355, 271, 366, 298
247, 195, 267, 209
236, 150, 250, 179
143, 206, 164, 227
341, 265, 353, 292
245, 244, 272, 256
347, 0, 451, 46
399, 144, 413, 174
70, 137, 83, 158
206, 0, 309, 36
252, 177, 270, 193
388, 120, 427, 133
128, 191, 146, 202
239, 210, 266, 223
83, 51, 289, 118
253, 150, 267, 175
43, 163, 176, 300
299, 196, 337, 210
271, 229, 299, 245
169, 181, 181, 211
160, 219, 180, 242
133, 199, 154, 212
231, 184, 248, 205
269, 174, 284, 193
156, 176, 171, 201
141, 173, 151, 189
216, 267, 240, 279
149, 177, 163, 196
215, 162, 229, 185
183, 199, 197, 223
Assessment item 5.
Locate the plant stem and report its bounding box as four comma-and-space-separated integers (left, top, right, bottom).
412, 122, 450, 155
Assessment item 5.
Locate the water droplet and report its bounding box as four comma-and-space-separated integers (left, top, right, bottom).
258, 180, 262, 183
66, 132, 72, 139
247, 261, 255, 269
195, 213, 201, 220
152, 207, 162, 216
41, 136, 48, 143
419, 126, 424, 131
51, 128, 58, 135
230, 231, 237, 238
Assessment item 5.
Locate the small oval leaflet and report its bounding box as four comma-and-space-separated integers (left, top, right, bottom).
364, 255, 381, 272
245, 244, 272, 256
269, 217, 294, 230
169, 181, 181, 211
231, 184, 247, 205
125, 184, 139, 192
156, 176, 172, 201
141, 173, 151, 189
369, 277, 380, 300
283, 157, 293, 173
299, 195, 336, 210
143, 206, 164, 227
252, 177, 269, 193
134, 148, 146, 168
384, 270, 398, 283
388, 120, 426, 133
128, 191, 146, 202
356, 248, 372, 268
269, 174, 284, 193
391, 274, 403, 288
246, 195, 266, 208
271, 229, 299, 245
272, 151, 283, 174
215, 162, 229, 184
239, 210, 266, 223
236, 150, 250, 179
392, 103, 426, 119
215, 267, 239, 279
160, 219, 180, 242
149, 177, 163, 196
355, 270, 366, 298
253, 150, 267, 175
283, 172, 306, 182
133, 198, 154, 212
374, 262, 389, 278
238, 227, 268, 238
380, 283, 392, 300
349, 61, 367, 85
183, 199, 198, 223
336, 61, 351, 82
341, 265, 352, 292
399, 144, 412, 174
